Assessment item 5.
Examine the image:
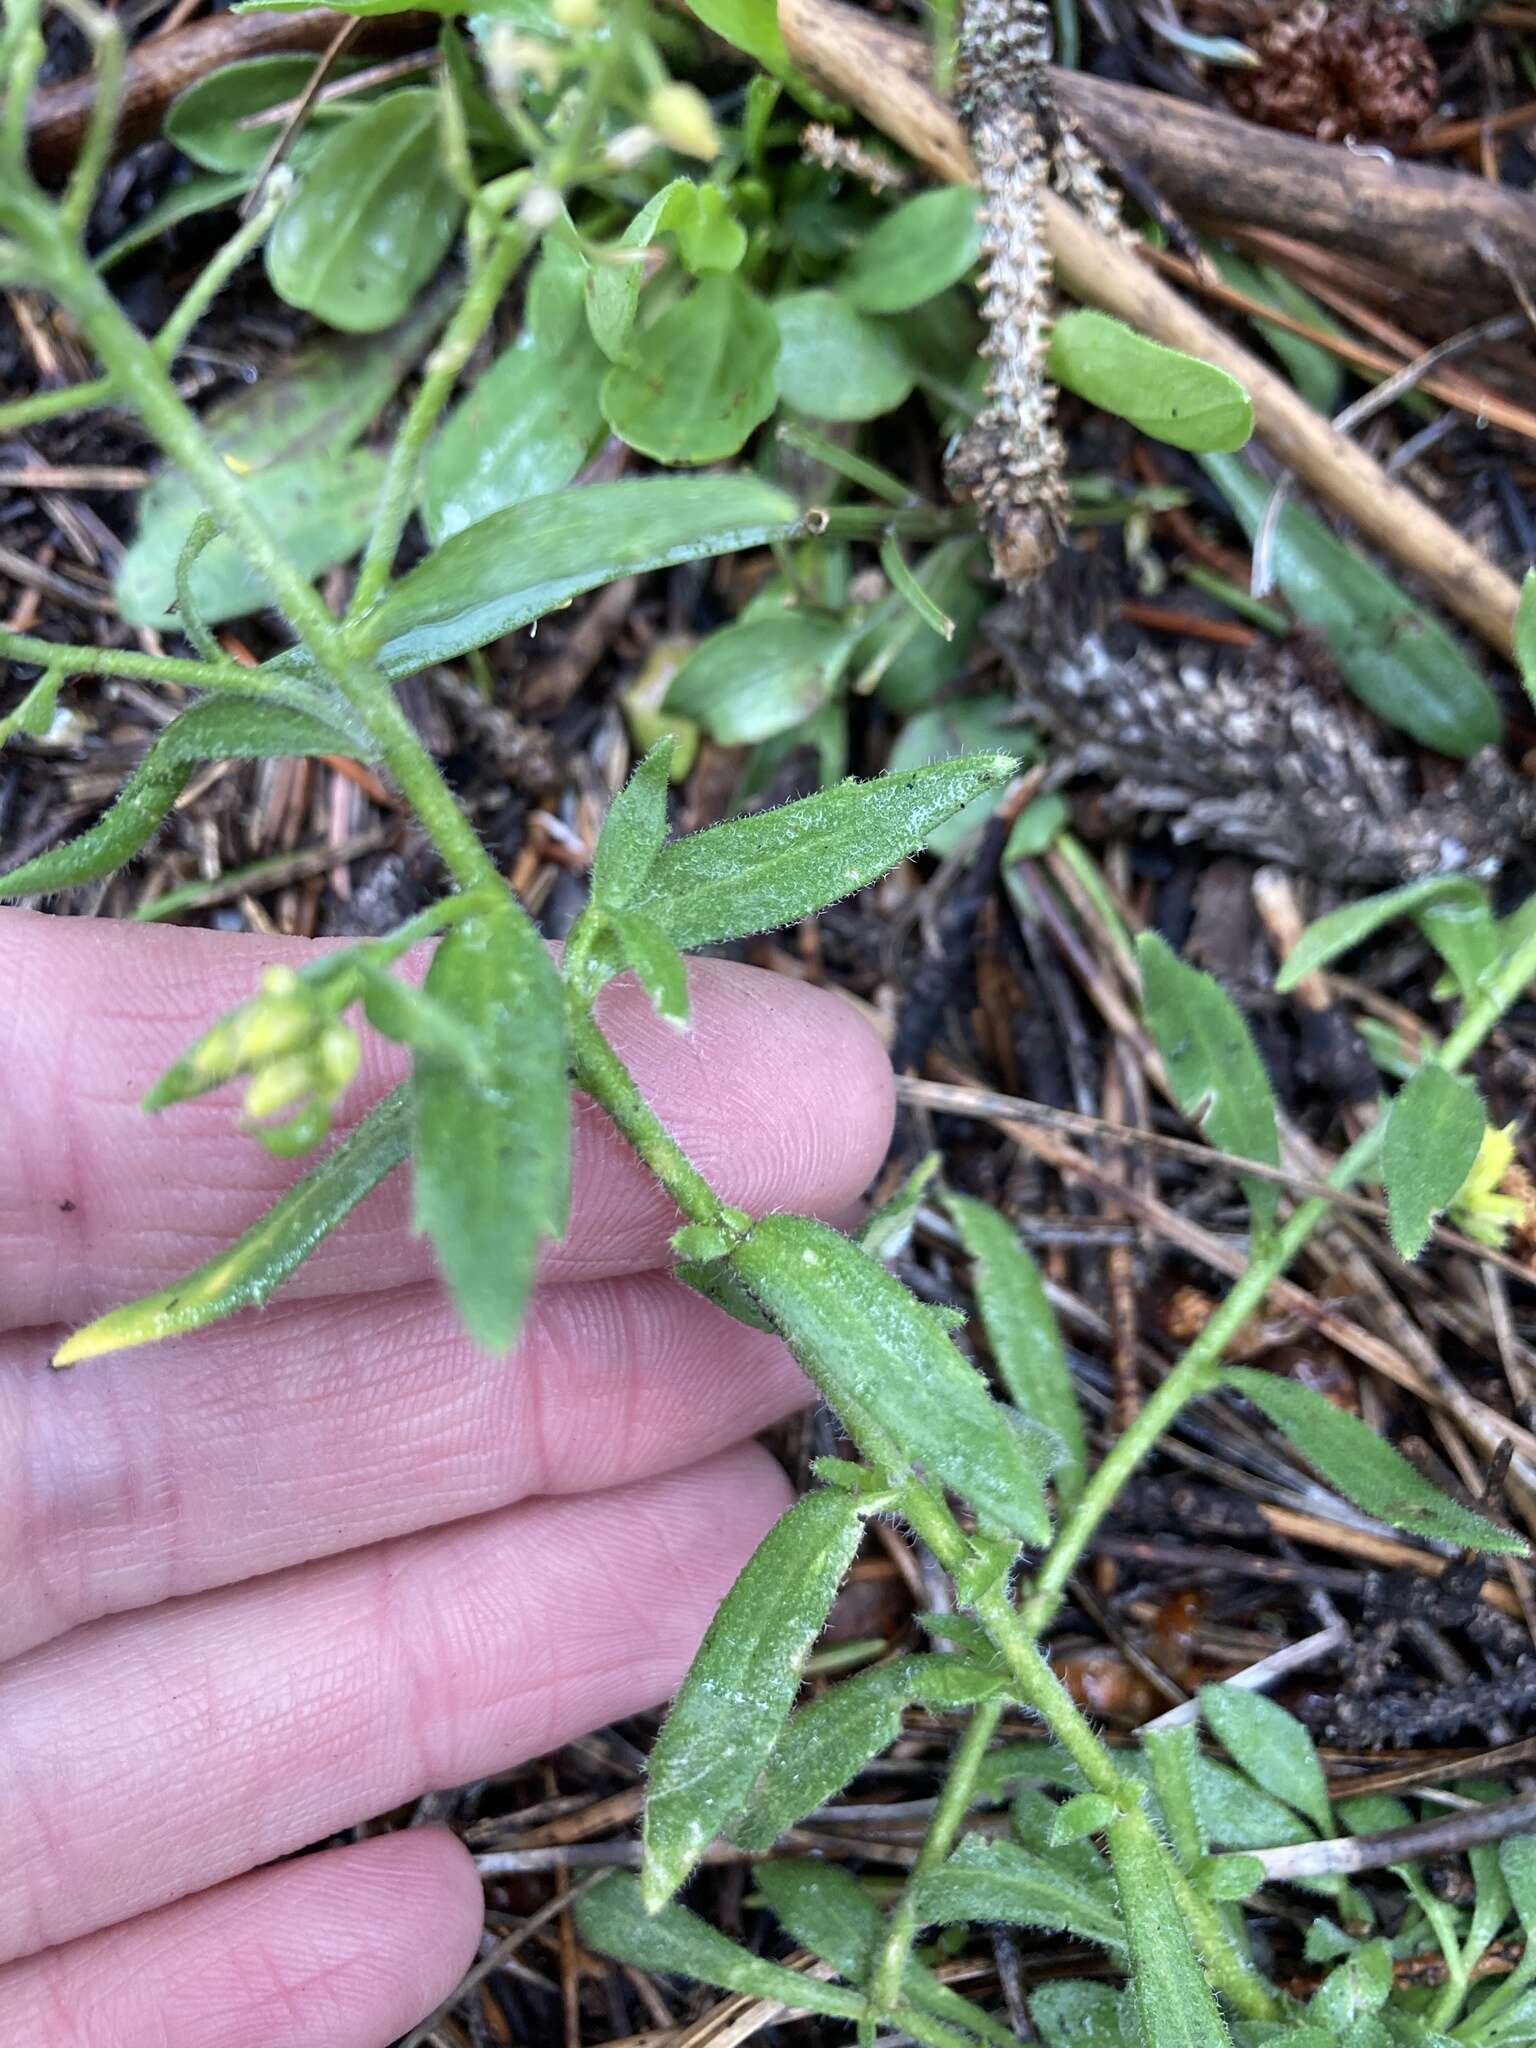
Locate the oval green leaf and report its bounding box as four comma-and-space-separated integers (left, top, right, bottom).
664, 610, 851, 744
730, 1215, 1053, 1543
1049, 309, 1252, 455
602, 273, 779, 465
266, 89, 463, 332
642, 1487, 864, 1907
840, 185, 984, 315
1224, 1365, 1525, 1553
1382, 1060, 1485, 1260
412, 903, 570, 1354
54, 1086, 410, 1365
774, 291, 915, 422
165, 55, 330, 171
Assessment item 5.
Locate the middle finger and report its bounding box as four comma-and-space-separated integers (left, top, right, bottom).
0, 1274, 809, 1662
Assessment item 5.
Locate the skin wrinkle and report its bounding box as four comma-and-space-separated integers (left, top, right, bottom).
1, 1834, 481, 2047
0, 1446, 785, 1961
0, 1274, 810, 1661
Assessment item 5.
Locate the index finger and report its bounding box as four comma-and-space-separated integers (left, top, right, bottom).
0, 909, 894, 1333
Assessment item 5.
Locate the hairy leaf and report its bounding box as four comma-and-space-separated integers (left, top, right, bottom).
412, 905, 570, 1353
755, 1860, 1016, 2045
911, 1835, 1124, 1949
1200, 1683, 1332, 1833
1031, 1981, 1141, 2048
840, 186, 985, 315
732, 1654, 1005, 1851
53, 1086, 410, 1365
602, 274, 779, 465
885, 697, 1034, 856
643, 1488, 863, 1907
1224, 1366, 1525, 1552
0, 698, 366, 896
591, 739, 674, 910
1049, 311, 1253, 455
944, 1192, 1086, 1510
1109, 1817, 1233, 2048
574, 1875, 867, 2019
1138, 931, 1280, 1236
266, 89, 463, 332
609, 910, 690, 1029
1382, 1061, 1485, 1259
731, 1215, 1053, 1542
1191, 1753, 1314, 1853
631, 754, 1014, 949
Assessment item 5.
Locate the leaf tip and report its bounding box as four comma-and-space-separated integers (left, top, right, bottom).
51, 1319, 117, 1368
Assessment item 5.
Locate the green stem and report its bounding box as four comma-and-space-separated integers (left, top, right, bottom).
970, 1584, 1280, 2024
153, 177, 288, 364
9, 186, 497, 895
871, 1699, 1006, 2013
0, 630, 279, 696
567, 1007, 727, 1229
0, 376, 114, 436
347, 213, 533, 621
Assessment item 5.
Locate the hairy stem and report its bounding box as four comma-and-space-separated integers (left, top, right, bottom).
567, 1007, 729, 1229
348, 214, 534, 620
871, 1699, 1005, 2013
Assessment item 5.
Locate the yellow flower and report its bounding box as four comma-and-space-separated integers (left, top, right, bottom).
1448, 1122, 1529, 1248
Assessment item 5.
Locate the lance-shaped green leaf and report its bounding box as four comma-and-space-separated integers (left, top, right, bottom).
603, 911, 689, 1030
1275, 875, 1492, 995
756, 1860, 1020, 2047
944, 1192, 1086, 1511
1382, 1062, 1486, 1259
53, 1086, 410, 1365
642, 1487, 863, 1909
731, 1215, 1052, 1543
1138, 931, 1280, 1238
731, 1653, 1006, 1851
573, 1875, 867, 2021
1202, 450, 1501, 759
343, 474, 801, 679
1048, 311, 1253, 455
591, 738, 674, 911
856, 1150, 942, 1263
412, 904, 570, 1354
0, 698, 367, 896
911, 1835, 1125, 1950
1142, 1723, 1207, 1867
631, 753, 1014, 950
1224, 1366, 1525, 1553
1200, 1684, 1331, 1834
1108, 1816, 1233, 2048
1191, 1754, 1313, 1852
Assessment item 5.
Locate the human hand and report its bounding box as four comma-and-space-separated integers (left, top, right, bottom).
0, 908, 893, 2045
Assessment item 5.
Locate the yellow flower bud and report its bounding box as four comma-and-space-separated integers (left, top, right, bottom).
243, 1056, 316, 1123
316, 1022, 362, 1099
552, 0, 599, 28
646, 82, 720, 163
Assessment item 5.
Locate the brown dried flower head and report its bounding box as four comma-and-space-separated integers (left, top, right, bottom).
1225, 2, 1439, 143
